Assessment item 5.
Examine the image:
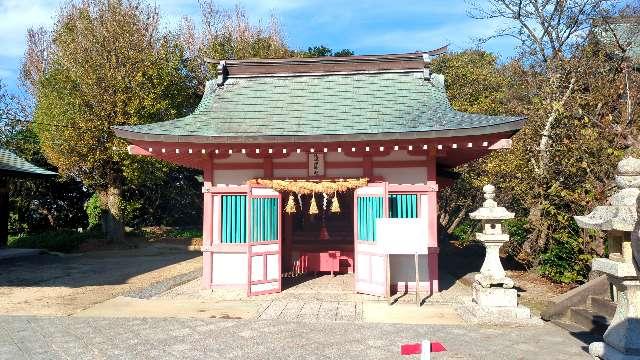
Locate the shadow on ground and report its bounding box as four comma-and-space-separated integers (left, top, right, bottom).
0, 247, 199, 288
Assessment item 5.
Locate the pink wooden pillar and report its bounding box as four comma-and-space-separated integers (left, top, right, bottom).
426, 150, 439, 293
201, 160, 214, 289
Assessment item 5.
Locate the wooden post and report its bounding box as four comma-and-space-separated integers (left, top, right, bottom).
0, 178, 8, 248
385, 254, 391, 303
415, 253, 420, 306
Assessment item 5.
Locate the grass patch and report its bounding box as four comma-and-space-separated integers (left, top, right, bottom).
8, 230, 96, 253
165, 228, 202, 239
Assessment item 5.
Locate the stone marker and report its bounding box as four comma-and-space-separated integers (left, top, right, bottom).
575, 157, 640, 360
464, 184, 533, 323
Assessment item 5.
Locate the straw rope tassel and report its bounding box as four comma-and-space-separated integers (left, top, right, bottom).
309, 193, 319, 215
285, 193, 296, 214
331, 192, 341, 213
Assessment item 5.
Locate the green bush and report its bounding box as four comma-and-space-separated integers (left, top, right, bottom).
503, 217, 530, 258
84, 193, 103, 230
538, 231, 593, 284
166, 228, 202, 238
451, 219, 476, 245
8, 230, 90, 252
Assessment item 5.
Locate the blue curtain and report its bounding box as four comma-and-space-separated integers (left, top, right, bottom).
221, 195, 247, 243
251, 198, 278, 242
357, 196, 384, 241
389, 194, 417, 218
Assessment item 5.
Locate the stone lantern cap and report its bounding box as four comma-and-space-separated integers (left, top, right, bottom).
574, 157, 640, 232
470, 185, 515, 221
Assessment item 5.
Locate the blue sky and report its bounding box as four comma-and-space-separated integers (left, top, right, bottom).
0, 0, 518, 94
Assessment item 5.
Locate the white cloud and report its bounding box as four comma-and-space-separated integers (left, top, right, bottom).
352, 17, 516, 56
0, 0, 57, 58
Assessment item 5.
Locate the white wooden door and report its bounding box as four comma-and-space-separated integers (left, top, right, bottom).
247, 188, 282, 296
354, 183, 388, 296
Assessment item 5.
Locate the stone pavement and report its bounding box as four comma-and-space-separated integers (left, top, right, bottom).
76, 273, 467, 324
0, 315, 590, 359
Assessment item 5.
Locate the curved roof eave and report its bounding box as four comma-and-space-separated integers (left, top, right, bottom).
113, 118, 525, 144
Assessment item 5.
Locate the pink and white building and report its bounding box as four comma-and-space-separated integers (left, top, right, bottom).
114, 51, 523, 298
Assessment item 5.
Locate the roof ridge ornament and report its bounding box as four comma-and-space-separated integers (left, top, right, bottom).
216, 60, 227, 86
423, 53, 431, 80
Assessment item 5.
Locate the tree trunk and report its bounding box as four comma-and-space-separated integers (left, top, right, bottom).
447, 206, 469, 234
537, 77, 576, 174
101, 185, 125, 243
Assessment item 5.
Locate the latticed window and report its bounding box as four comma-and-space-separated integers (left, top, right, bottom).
250, 198, 278, 242
389, 194, 418, 218
357, 196, 384, 241
221, 195, 247, 243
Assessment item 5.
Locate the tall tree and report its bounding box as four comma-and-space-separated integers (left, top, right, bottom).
25, 0, 197, 242
469, 0, 618, 65
439, 1, 640, 282
180, 1, 290, 92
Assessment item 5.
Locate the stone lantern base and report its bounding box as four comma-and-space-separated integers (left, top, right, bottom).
464, 283, 534, 323
589, 258, 640, 360
457, 281, 537, 325
473, 283, 518, 307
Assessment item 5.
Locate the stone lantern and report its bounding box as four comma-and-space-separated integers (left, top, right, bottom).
468, 185, 530, 320
575, 157, 640, 360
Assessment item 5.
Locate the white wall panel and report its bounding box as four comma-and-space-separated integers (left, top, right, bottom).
374, 150, 423, 161
273, 168, 306, 178
326, 167, 363, 178
212, 253, 247, 285
214, 169, 264, 185
273, 152, 306, 163
373, 167, 426, 184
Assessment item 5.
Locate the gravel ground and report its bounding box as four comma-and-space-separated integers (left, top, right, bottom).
124, 269, 201, 299
157, 271, 470, 304
0, 315, 590, 359
0, 247, 201, 315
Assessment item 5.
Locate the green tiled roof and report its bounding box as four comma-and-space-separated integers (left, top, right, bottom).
0, 148, 56, 177
114, 71, 523, 143
594, 19, 640, 64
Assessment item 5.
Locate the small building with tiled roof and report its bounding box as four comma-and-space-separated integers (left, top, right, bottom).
115, 51, 524, 298
0, 148, 56, 246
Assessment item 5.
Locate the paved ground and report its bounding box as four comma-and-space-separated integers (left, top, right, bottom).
0, 249, 594, 359
0, 316, 590, 360
0, 247, 200, 315
77, 272, 467, 324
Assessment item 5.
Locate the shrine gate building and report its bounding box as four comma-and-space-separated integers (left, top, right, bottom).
114, 51, 524, 297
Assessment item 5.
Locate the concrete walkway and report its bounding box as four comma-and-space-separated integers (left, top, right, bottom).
0, 315, 590, 359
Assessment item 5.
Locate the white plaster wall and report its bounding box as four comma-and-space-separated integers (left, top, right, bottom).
326, 151, 359, 162
273, 168, 307, 178
374, 150, 424, 161
273, 152, 306, 163
326, 167, 363, 178
420, 194, 429, 218
373, 167, 426, 184
212, 195, 221, 244
420, 194, 437, 247
212, 253, 247, 285
215, 153, 257, 163
214, 169, 264, 185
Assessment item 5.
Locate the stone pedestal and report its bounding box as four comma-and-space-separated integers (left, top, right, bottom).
473, 283, 517, 307
589, 258, 640, 360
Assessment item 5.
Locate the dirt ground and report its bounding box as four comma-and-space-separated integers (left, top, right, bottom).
0, 246, 200, 315
440, 239, 573, 314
